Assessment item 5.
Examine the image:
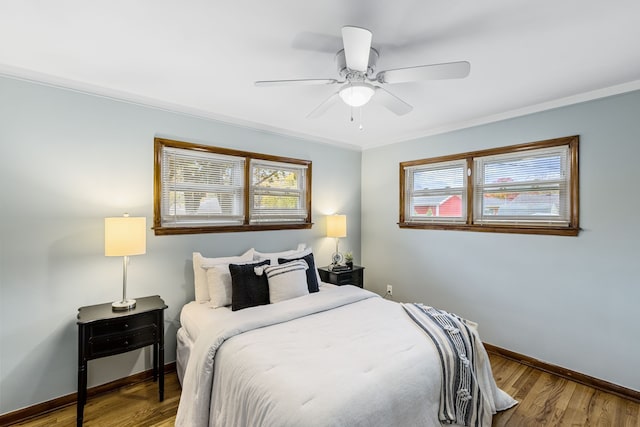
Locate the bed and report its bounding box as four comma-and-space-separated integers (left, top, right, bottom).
175, 246, 516, 427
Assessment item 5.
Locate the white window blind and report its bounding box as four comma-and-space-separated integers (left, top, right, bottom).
404, 159, 467, 223
161, 146, 245, 227
473, 145, 571, 226
249, 159, 308, 224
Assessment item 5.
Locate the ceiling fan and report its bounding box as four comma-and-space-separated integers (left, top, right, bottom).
255, 26, 471, 119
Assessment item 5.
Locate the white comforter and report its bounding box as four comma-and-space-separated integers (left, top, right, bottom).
176, 286, 515, 427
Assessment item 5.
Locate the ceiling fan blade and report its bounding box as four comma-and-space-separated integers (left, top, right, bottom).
255, 78, 338, 87
341, 26, 372, 72
377, 61, 471, 84
375, 87, 413, 116
307, 92, 341, 119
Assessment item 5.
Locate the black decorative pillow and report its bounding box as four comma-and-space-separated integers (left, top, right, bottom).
229, 259, 270, 311
278, 251, 319, 293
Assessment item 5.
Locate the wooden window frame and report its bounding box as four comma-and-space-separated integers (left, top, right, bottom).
154, 137, 312, 235
399, 135, 579, 236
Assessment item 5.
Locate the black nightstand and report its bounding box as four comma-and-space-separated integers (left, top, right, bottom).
318, 265, 365, 288
76, 295, 167, 426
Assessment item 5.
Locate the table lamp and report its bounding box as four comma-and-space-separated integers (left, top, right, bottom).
326, 214, 347, 266
105, 214, 146, 311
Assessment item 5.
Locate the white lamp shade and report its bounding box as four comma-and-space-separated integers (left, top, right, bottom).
105, 216, 147, 256
339, 83, 375, 107
326, 215, 347, 238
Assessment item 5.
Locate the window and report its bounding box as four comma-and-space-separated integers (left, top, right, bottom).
249, 159, 308, 224
403, 159, 467, 224
154, 138, 312, 235
400, 136, 579, 236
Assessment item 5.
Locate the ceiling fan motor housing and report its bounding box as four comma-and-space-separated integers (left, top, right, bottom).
335, 48, 379, 80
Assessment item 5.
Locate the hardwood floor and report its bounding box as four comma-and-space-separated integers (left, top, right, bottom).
7, 354, 640, 426
8, 375, 181, 427
489, 353, 639, 426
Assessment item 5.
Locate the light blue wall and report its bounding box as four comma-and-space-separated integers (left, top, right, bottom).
2, 74, 638, 415
362, 90, 640, 391
0, 76, 362, 414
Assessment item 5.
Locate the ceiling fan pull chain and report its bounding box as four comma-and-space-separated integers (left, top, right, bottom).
350, 105, 354, 122
359, 107, 364, 131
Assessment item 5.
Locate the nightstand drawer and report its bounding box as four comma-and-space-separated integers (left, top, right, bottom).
336, 273, 356, 285
89, 312, 157, 337
88, 325, 157, 358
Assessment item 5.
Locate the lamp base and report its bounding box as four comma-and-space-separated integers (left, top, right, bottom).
112, 299, 136, 311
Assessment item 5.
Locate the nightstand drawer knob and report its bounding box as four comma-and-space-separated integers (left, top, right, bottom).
124, 340, 129, 345
124, 323, 129, 328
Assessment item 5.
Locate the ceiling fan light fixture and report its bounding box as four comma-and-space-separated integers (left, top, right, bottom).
339, 83, 375, 107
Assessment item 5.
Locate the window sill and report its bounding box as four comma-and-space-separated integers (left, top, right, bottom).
153, 222, 313, 236
398, 222, 579, 237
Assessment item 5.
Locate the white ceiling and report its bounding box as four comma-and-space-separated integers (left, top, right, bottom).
1, 1, 640, 150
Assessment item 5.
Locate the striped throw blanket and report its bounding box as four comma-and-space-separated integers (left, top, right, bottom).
402, 303, 490, 427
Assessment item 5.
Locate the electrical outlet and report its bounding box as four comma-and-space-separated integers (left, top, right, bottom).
386, 284, 393, 296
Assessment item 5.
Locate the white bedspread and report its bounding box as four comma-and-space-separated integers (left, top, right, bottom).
176, 286, 515, 427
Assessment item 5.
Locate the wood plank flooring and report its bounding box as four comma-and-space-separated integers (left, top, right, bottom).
490, 353, 639, 426
7, 353, 640, 426
7, 376, 180, 427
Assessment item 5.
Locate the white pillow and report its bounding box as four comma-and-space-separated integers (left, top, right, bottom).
264, 260, 309, 303
192, 249, 254, 303
254, 243, 306, 265
206, 264, 232, 308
